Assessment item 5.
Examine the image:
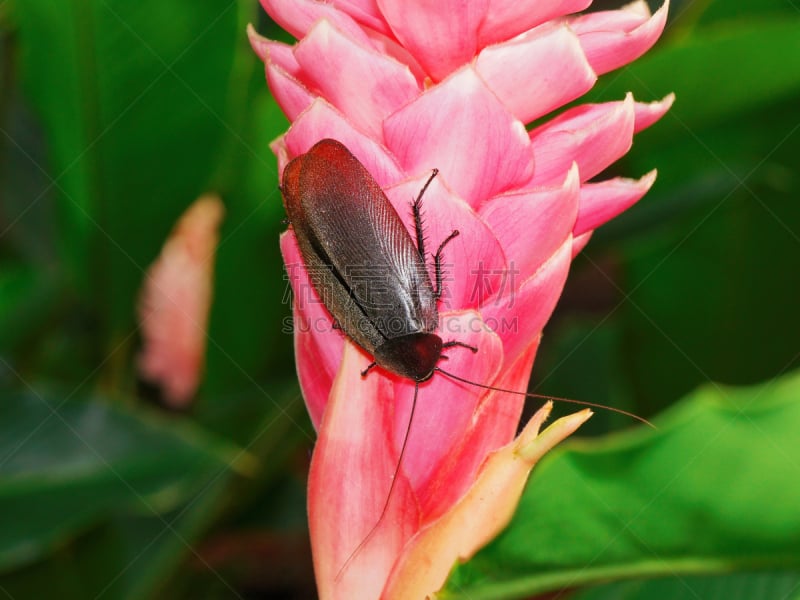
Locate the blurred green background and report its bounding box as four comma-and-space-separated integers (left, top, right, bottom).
1, 0, 798, 598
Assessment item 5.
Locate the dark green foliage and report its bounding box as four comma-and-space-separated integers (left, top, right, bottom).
1, 0, 799, 597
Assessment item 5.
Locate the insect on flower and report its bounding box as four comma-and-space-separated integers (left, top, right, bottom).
281, 138, 650, 574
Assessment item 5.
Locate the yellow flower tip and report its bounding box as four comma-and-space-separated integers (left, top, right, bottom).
384, 406, 590, 599
247, 23, 271, 61
660, 92, 676, 108
513, 401, 553, 449
518, 408, 592, 463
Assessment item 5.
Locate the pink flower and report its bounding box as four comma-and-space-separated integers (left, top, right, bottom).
137, 195, 224, 408
251, 0, 672, 597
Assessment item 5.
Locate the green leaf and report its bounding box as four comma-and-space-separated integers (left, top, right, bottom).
590, 19, 800, 136
532, 318, 637, 434
15, 0, 240, 347
573, 570, 800, 600
201, 80, 294, 409
583, 20, 800, 411
0, 96, 57, 265
0, 265, 59, 353
697, 0, 800, 26
0, 390, 246, 573
607, 91, 800, 409
442, 371, 800, 599
0, 480, 233, 600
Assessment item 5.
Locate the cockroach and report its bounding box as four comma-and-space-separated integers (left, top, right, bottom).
281, 138, 650, 575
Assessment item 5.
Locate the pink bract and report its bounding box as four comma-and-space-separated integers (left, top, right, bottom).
137, 195, 224, 408
252, 0, 672, 597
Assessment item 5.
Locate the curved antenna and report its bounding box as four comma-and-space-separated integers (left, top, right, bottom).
435, 368, 655, 428
335, 381, 421, 581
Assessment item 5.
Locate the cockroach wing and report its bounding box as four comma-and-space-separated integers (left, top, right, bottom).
282, 139, 438, 360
